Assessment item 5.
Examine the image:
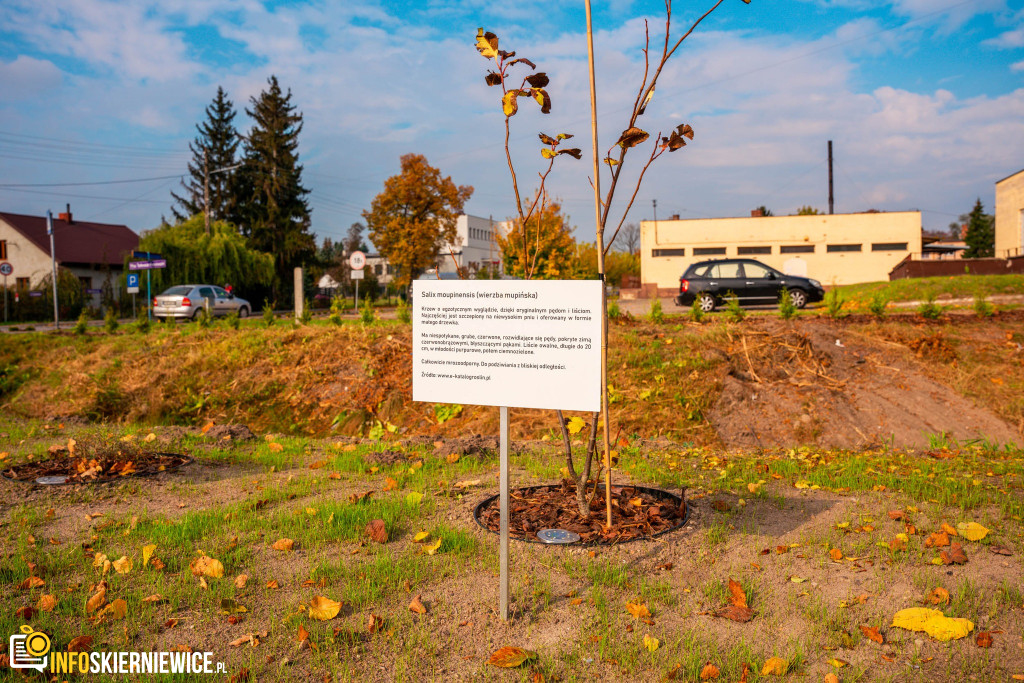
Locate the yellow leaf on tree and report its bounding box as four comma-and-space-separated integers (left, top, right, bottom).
892, 607, 974, 641
566, 416, 586, 435
761, 657, 787, 676
956, 522, 989, 541
142, 544, 156, 567
308, 596, 342, 621
475, 28, 499, 59
643, 634, 660, 652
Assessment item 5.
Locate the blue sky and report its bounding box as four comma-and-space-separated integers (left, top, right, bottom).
0, 0, 1022, 245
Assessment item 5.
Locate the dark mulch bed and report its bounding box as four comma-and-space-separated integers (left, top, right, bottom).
2, 452, 192, 484
475, 480, 688, 545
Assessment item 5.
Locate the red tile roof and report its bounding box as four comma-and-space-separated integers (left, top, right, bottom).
0, 211, 139, 266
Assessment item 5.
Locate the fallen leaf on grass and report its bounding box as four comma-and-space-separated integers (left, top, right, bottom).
365, 520, 388, 544
67, 635, 94, 652
267, 442, 283, 453
454, 479, 481, 489
976, 631, 994, 648
412, 531, 430, 543
956, 522, 989, 541
824, 675, 839, 683
760, 657, 787, 676
86, 582, 107, 613
367, 614, 384, 634
487, 646, 537, 668
421, 538, 443, 555
272, 538, 295, 552
887, 510, 905, 520
95, 598, 127, 622
699, 663, 720, 680
940, 542, 968, 565
190, 555, 224, 578
113, 556, 132, 575
643, 634, 659, 652
150, 558, 165, 570
828, 658, 849, 668
924, 531, 950, 548
165, 618, 179, 628
296, 624, 309, 643
234, 574, 248, 589
349, 490, 374, 504
141, 595, 162, 604
265, 580, 280, 589
142, 544, 157, 567
220, 598, 247, 614
829, 548, 843, 561
383, 477, 398, 491
892, 607, 973, 641
940, 523, 958, 536
626, 602, 651, 619
38, 594, 56, 612
309, 460, 327, 469
860, 625, 884, 644
925, 587, 950, 606
308, 596, 342, 621
990, 545, 1013, 556
19, 576, 44, 590
409, 595, 427, 614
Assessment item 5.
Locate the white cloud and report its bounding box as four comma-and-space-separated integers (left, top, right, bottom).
0, 56, 63, 99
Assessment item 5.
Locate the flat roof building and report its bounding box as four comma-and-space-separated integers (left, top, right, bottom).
995, 168, 1024, 259
640, 211, 922, 294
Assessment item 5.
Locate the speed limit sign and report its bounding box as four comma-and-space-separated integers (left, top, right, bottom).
349, 251, 366, 270
0, 262, 12, 277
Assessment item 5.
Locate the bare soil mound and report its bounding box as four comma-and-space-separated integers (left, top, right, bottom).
709, 319, 1021, 449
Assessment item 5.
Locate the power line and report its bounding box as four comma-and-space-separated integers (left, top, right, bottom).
0, 174, 183, 189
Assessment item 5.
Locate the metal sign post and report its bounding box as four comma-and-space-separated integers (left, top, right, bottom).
47, 211, 59, 329
349, 251, 366, 312
499, 405, 510, 620
127, 273, 139, 318
130, 253, 164, 321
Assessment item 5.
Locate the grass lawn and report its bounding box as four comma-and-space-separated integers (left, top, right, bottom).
835, 273, 1024, 309
2, 416, 1022, 681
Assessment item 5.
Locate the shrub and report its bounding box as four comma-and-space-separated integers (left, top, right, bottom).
103, 308, 119, 333
607, 298, 620, 320
725, 293, 744, 322
134, 315, 150, 334
868, 292, 887, 320
778, 287, 796, 320
396, 299, 412, 324
825, 289, 846, 319
195, 307, 212, 328
360, 297, 376, 324
298, 297, 313, 325
329, 295, 345, 326
648, 298, 663, 323
973, 294, 993, 318
73, 310, 89, 335
263, 299, 276, 328
225, 310, 240, 330
690, 298, 705, 323
918, 294, 942, 320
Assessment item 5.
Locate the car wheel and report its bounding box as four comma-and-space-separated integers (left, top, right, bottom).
789, 289, 807, 309
698, 293, 716, 313
238, 306, 249, 318
191, 308, 203, 320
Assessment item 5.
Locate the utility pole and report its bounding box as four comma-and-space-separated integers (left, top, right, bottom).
204, 149, 211, 235
47, 210, 59, 330
652, 198, 658, 243
828, 140, 834, 215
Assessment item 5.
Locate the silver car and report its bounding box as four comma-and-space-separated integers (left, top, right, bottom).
153, 285, 251, 321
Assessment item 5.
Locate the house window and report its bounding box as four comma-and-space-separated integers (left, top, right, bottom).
693, 247, 727, 256
826, 244, 862, 253
780, 245, 814, 254
738, 246, 771, 255
16, 277, 30, 289
871, 242, 908, 251
652, 248, 686, 257
374, 264, 383, 275
0, 240, 6, 259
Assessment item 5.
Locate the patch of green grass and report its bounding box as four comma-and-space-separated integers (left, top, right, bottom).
838, 273, 1024, 309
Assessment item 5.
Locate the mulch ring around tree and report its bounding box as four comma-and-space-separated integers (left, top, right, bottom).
2, 452, 193, 485
474, 480, 689, 545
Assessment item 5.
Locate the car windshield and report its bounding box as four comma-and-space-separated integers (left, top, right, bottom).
161, 286, 192, 296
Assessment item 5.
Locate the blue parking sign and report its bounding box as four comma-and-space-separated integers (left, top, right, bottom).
127, 272, 140, 294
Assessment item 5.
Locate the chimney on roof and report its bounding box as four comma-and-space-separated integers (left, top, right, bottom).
751, 208, 764, 217
669, 214, 680, 220
58, 203, 73, 224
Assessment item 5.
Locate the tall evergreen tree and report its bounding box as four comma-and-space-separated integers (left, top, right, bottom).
171, 87, 241, 226
962, 198, 995, 258
238, 76, 315, 291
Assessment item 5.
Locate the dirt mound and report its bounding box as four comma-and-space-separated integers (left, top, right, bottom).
709, 320, 1021, 449
204, 424, 256, 441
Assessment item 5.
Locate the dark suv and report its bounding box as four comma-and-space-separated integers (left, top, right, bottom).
674, 258, 825, 312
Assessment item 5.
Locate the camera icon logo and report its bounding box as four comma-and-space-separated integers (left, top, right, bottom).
10, 625, 50, 672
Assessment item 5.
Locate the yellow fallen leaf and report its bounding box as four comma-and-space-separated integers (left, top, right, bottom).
144, 433, 156, 443
699, 663, 720, 680
267, 442, 284, 453
892, 607, 974, 641
190, 555, 224, 578
112, 556, 132, 575
92, 553, 108, 568
941, 523, 958, 536
824, 675, 839, 683
38, 594, 56, 612
956, 522, 989, 542
761, 657, 787, 676
96, 598, 127, 621
566, 416, 586, 435
308, 596, 342, 621
643, 634, 660, 652
626, 602, 651, 619
446, 453, 460, 464
86, 582, 107, 613
422, 538, 443, 555
272, 538, 295, 551
487, 646, 537, 668
828, 658, 848, 668
412, 531, 430, 543
234, 574, 248, 589
142, 544, 156, 567
829, 548, 843, 561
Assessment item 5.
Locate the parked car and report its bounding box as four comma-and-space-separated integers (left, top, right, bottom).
153, 285, 251, 321
674, 259, 825, 312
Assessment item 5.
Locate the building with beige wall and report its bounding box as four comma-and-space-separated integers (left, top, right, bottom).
995, 168, 1024, 259
640, 211, 922, 293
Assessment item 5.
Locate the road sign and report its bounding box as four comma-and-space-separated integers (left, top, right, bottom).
132, 250, 163, 260
127, 273, 139, 294
86, 288, 102, 294
128, 259, 167, 271
0, 262, 12, 276
349, 251, 366, 270
351, 269, 364, 280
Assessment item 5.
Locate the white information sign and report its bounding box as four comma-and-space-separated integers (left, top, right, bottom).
351, 269, 364, 280
412, 280, 601, 411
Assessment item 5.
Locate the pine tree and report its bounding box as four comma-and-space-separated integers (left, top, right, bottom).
962, 198, 995, 258
171, 87, 240, 227
238, 76, 315, 291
